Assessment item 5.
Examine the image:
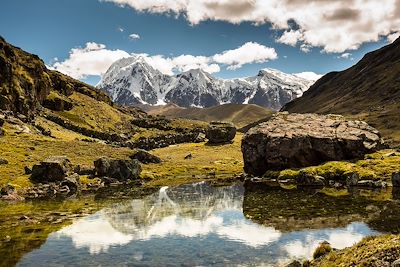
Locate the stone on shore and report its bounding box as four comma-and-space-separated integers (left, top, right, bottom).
30, 156, 73, 182
242, 112, 386, 176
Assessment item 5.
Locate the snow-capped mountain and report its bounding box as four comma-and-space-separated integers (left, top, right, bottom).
97, 56, 316, 110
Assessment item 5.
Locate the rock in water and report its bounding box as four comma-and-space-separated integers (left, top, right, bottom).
31, 156, 73, 182
61, 173, 81, 193
206, 122, 236, 144
130, 149, 162, 164
94, 157, 141, 180
242, 113, 386, 176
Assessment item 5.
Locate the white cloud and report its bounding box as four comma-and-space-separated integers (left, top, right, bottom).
117, 27, 124, 32
337, 52, 352, 59
52, 41, 276, 78
213, 42, 277, 70
300, 44, 312, 53
129, 33, 141, 40
51, 42, 130, 79
387, 32, 400, 43
294, 72, 322, 81
104, 0, 400, 53
277, 30, 303, 46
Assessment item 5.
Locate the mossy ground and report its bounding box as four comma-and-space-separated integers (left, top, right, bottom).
269, 149, 400, 183
0, 122, 133, 189
0, 119, 242, 189
312, 235, 400, 266
142, 133, 244, 186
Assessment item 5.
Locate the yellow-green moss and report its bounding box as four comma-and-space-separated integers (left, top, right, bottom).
312, 235, 400, 266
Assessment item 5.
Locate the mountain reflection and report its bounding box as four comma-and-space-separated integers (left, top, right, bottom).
53, 182, 376, 263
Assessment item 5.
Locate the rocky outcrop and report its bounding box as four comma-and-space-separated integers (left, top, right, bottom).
30, 156, 73, 182
242, 113, 386, 176
206, 122, 236, 144
0, 36, 112, 119
42, 91, 73, 111
94, 157, 141, 181
130, 150, 162, 164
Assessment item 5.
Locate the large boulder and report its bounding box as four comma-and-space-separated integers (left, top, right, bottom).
206, 122, 236, 144
30, 156, 73, 182
94, 157, 141, 181
242, 113, 386, 176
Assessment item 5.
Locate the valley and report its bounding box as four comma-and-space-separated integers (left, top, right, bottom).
0, 26, 400, 267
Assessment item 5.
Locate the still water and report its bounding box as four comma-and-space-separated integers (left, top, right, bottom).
15, 182, 387, 267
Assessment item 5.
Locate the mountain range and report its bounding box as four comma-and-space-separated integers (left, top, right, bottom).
97, 56, 315, 110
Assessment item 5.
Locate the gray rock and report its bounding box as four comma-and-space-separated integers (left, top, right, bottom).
0, 158, 8, 165
242, 113, 386, 176
94, 157, 141, 181
346, 172, 359, 187
60, 173, 81, 193
30, 156, 72, 182
24, 166, 32, 175
296, 171, 325, 186
206, 122, 236, 144
184, 153, 192, 160
392, 172, 400, 187
392, 259, 400, 267
73, 165, 95, 175
194, 132, 206, 143
130, 149, 162, 164
357, 180, 384, 188
0, 184, 15, 196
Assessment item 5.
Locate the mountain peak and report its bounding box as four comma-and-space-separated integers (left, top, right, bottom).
98, 63, 314, 110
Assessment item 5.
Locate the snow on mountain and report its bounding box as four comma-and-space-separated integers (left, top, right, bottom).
97, 57, 316, 110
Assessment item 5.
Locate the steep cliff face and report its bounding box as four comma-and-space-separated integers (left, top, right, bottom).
0, 36, 112, 119
0, 36, 52, 118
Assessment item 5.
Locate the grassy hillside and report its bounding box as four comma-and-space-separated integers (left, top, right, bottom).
147, 103, 275, 128
283, 37, 400, 146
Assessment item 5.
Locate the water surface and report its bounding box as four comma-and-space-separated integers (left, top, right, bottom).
15, 182, 390, 267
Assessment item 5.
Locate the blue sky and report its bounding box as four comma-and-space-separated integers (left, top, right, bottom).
0, 0, 398, 85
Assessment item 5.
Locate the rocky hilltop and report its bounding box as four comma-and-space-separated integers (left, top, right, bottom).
0, 36, 111, 119
283, 37, 400, 145
97, 56, 315, 110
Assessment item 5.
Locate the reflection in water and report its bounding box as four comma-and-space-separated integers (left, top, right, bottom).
18, 183, 379, 266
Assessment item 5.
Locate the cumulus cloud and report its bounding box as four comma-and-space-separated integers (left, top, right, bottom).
51, 42, 130, 79
103, 0, 400, 53
337, 52, 352, 59
213, 42, 277, 70
294, 71, 323, 81
129, 33, 141, 40
51, 41, 275, 78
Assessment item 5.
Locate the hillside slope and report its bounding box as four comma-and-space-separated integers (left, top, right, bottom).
283, 37, 400, 145
147, 103, 275, 128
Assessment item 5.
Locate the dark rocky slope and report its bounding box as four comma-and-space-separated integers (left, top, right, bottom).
283, 37, 400, 145
0, 36, 111, 119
